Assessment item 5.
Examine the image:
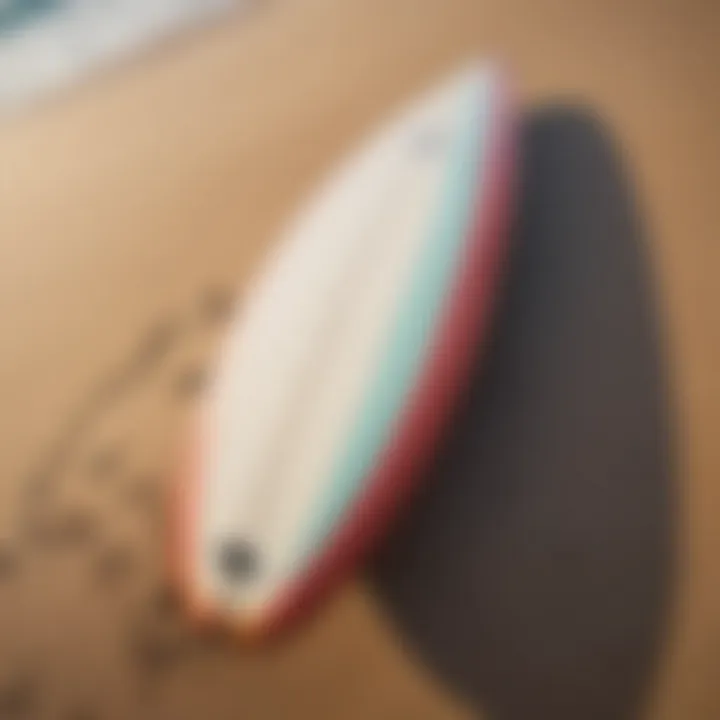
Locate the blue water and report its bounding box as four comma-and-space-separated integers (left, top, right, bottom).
0, 0, 62, 34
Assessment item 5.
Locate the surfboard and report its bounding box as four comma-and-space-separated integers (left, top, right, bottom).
173, 62, 517, 638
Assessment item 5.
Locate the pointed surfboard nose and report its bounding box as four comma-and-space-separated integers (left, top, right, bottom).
172, 61, 518, 640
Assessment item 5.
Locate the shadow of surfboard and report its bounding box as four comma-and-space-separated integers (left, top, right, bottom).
370, 106, 676, 720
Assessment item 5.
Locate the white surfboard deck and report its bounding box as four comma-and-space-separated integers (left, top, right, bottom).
188, 63, 505, 625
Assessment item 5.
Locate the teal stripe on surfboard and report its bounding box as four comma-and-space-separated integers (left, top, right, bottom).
297, 72, 494, 565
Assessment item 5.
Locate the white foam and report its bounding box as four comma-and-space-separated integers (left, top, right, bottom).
0, 0, 245, 113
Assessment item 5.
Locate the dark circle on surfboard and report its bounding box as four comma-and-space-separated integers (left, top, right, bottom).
218, 539, 260, 585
